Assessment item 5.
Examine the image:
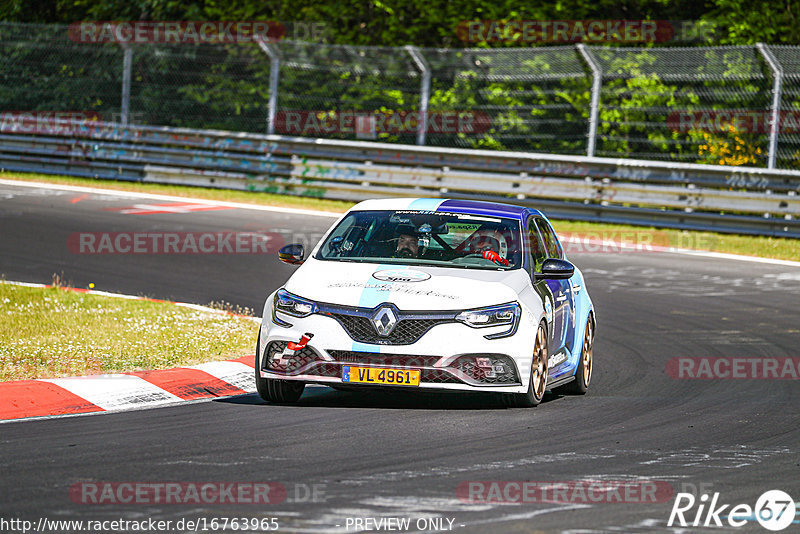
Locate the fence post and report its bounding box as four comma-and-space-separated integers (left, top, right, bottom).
576, 44, 601, 158
756, 43, 783, 169
257, 38, 280, 135
120, 44, 132, 126
405, 45, 431, 146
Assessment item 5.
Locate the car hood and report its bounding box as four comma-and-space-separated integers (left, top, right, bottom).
284, 257, 529, 310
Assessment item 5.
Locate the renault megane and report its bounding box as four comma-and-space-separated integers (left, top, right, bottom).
256, 198, 595, 407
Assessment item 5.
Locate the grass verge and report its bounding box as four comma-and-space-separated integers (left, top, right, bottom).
2, 171, 798, 261
0, 282, 259, 382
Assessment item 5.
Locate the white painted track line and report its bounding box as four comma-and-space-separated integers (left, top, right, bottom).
0, 178, 342, 218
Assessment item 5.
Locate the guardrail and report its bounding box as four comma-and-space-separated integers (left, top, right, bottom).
1, 120, 799, 237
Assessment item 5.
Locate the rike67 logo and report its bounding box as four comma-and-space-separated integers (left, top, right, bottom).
668, 490, 796, 531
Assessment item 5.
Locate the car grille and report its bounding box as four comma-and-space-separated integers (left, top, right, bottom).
326, 350, 442, 368
420, 369, 461, 383
263, 341, 322, 373
451, 355, 519, 384
262, 343, 519, 386
299, 363, 461, 384
305, 363, 340, 377
327, 314, 450, 345
315, 351, 519, 385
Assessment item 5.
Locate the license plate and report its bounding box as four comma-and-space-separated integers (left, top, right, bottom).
342, 366, 420, 386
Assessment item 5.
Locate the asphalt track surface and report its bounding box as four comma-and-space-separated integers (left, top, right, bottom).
1, 181, 799, 533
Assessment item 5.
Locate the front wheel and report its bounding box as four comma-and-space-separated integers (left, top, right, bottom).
502, 321, 548, 408
255, 339, 306, 404
556, 315, 593, 395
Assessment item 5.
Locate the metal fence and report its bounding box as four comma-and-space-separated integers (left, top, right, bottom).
1, 118, 798, 237
1, 22, 800, 169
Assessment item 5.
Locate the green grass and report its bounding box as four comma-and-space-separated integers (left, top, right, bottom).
0, 282, 259, 382
2, 171, 798, 261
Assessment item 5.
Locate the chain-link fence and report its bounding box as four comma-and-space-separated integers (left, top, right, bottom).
769, 46, 800, 170
591, 46, 775, 167
0, 23, 125, 121
130, 42, 271, 132
423, 47, 591, 154
274, 41, 424, 146
2, 22, 800, 169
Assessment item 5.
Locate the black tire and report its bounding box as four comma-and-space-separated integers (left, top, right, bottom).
502, 321, 548, 408
556, 315, 594, 395
255, 339, 306, 404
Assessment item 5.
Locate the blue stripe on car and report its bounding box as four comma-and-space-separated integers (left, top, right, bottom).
551, 268, 592, 380
408, 198, 445, 211
437, 199, 539, 218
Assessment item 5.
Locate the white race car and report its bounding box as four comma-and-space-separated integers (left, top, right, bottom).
257, 198, 595, 407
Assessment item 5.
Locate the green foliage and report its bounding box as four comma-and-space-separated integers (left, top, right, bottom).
0, 0, 794, 165
2, 0, 796, 46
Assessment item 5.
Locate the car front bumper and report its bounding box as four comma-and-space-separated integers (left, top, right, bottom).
259, 309, 536, 394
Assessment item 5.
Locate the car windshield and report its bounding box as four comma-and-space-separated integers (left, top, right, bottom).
315, 210, 523, 270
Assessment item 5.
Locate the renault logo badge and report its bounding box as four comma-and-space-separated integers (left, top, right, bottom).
372, 306, 398, 337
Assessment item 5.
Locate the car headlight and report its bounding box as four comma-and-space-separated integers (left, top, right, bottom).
456, 302, 520, 339
273, 289, 318, 326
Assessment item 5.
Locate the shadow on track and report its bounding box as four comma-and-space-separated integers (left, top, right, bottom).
215, 386, 562, 410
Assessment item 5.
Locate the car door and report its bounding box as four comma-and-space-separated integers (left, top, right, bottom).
534, 218, 574, 359
526, 217, 562, 355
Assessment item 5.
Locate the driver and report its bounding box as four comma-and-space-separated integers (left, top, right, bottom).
466, 229, 509, 266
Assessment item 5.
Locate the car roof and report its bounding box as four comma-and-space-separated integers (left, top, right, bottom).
349, 198, 543, 220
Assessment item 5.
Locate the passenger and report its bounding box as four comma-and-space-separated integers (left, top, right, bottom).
395, 232, 419, 258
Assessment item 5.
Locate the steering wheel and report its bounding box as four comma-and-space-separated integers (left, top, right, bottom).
463, 249, 509, 266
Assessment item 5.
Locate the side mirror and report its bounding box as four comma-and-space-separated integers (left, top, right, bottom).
537, 258, 574, 280
278, 243, 305, 265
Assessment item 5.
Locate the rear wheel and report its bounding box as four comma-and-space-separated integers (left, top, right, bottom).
255, 339, 306, 404
556, 315, 593, 395
502, 321, 548, 408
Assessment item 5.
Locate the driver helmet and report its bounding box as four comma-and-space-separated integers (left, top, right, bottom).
467, 229, 508, 259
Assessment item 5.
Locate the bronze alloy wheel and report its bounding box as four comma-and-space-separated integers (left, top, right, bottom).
581, 319, 594, 387
503, 321, 548, 408
555, 314, 594, 395
531, 323, 548, 400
